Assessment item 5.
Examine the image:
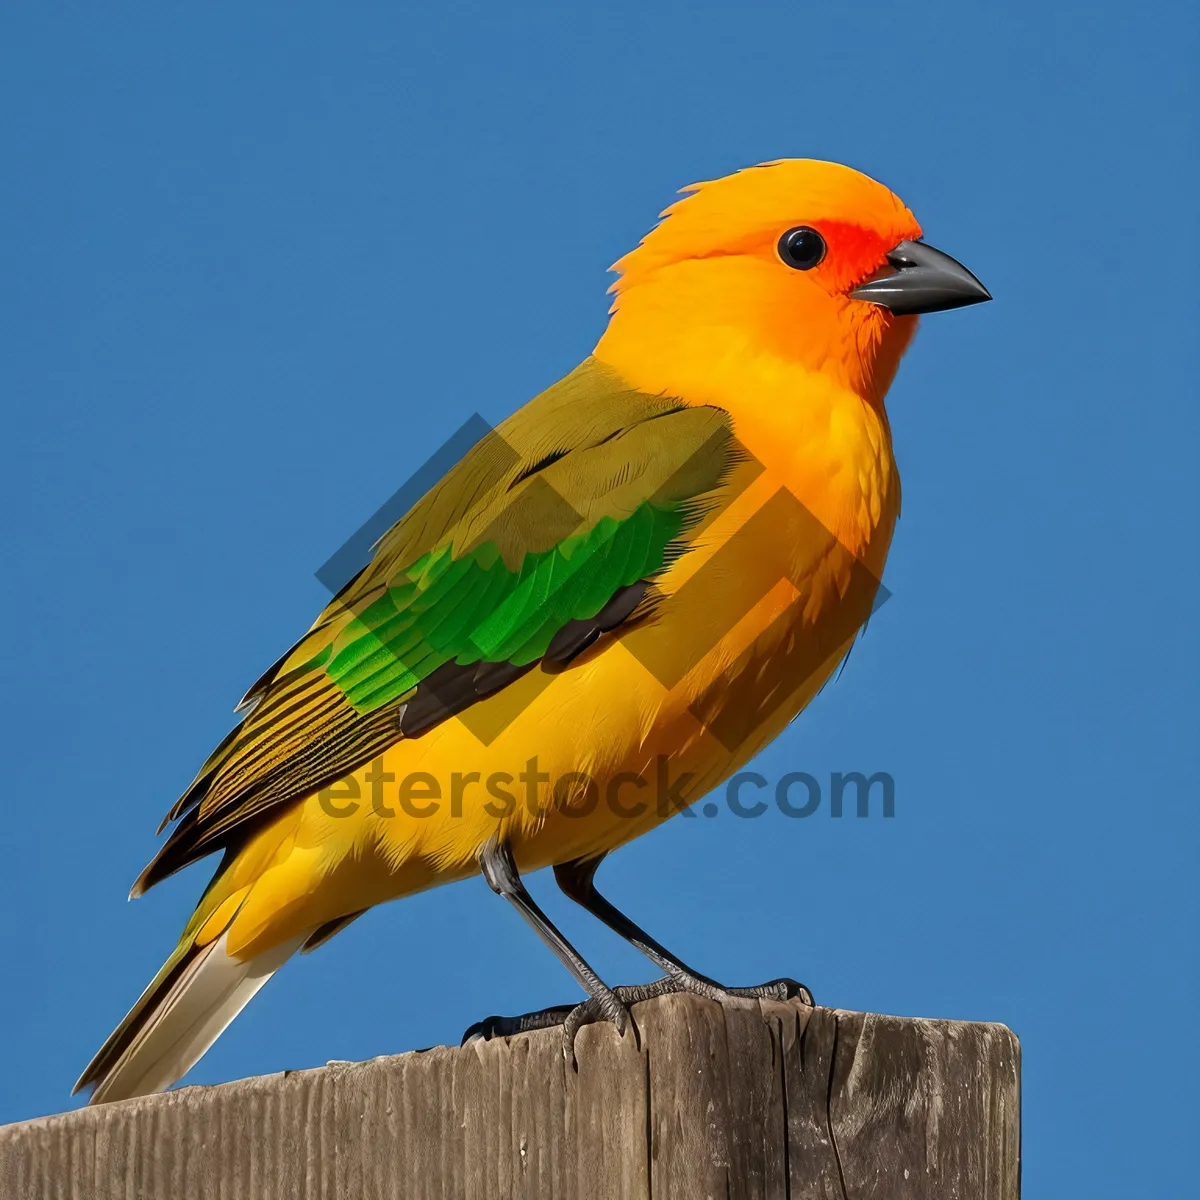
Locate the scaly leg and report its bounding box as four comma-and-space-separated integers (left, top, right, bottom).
465, 850, 811, 1060
468, 838, 629, 1056
554, 853, 812, 1006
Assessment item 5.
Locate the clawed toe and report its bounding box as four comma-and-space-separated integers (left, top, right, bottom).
614, 971, 814, 1008
462, 975, 813, 1060
462, 1004, 577, 1044
717, 977, 814, 1006
461, 993, 631, 1058
560, 995, 629, 1060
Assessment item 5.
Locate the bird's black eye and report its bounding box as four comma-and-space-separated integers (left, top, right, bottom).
778, 226, 827, 271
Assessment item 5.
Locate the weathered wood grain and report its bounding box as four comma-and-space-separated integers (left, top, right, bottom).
0, 995, 1020, 1199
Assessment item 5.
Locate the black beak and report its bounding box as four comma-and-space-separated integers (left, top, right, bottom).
850, 239, 991, 315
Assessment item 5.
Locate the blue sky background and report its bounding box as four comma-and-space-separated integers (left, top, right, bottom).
1, 3, 1196, 1193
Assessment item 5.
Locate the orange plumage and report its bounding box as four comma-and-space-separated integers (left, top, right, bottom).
78, 159, 988, 1103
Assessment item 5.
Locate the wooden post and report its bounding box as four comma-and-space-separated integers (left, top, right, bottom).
0, 994, 1019, 1199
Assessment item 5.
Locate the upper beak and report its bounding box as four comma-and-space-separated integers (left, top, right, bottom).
850, 239, 991, 315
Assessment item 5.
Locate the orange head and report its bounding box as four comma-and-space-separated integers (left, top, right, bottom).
595, 159, 987, 408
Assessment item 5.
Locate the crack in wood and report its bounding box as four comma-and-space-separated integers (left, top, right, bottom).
0, 995, 1020, 1199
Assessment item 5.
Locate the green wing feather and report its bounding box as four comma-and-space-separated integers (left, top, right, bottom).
328, 500, 686, 711
134, 358, 737, 893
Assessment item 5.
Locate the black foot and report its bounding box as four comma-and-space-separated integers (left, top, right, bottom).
462, 975, 813, 1065
649, 968, 814, 1007
462, 979, 670, 1065
709, 976, 814, 1006
463, 1004, 580, 1042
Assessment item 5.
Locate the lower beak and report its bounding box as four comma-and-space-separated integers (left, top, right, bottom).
850, 239, 991, 315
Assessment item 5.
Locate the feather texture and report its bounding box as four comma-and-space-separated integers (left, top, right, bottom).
132, 359, 736, 895
76, 931, 306, 1104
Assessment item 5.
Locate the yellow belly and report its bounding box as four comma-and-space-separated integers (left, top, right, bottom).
217, 450, 897, 960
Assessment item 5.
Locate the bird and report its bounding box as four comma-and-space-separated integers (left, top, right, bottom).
76, 158, 989, 1104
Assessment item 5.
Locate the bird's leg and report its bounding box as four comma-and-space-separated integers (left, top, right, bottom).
464, 846, 812, 1062
468, 838, 629, 1056
554, 853, 814, 1007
